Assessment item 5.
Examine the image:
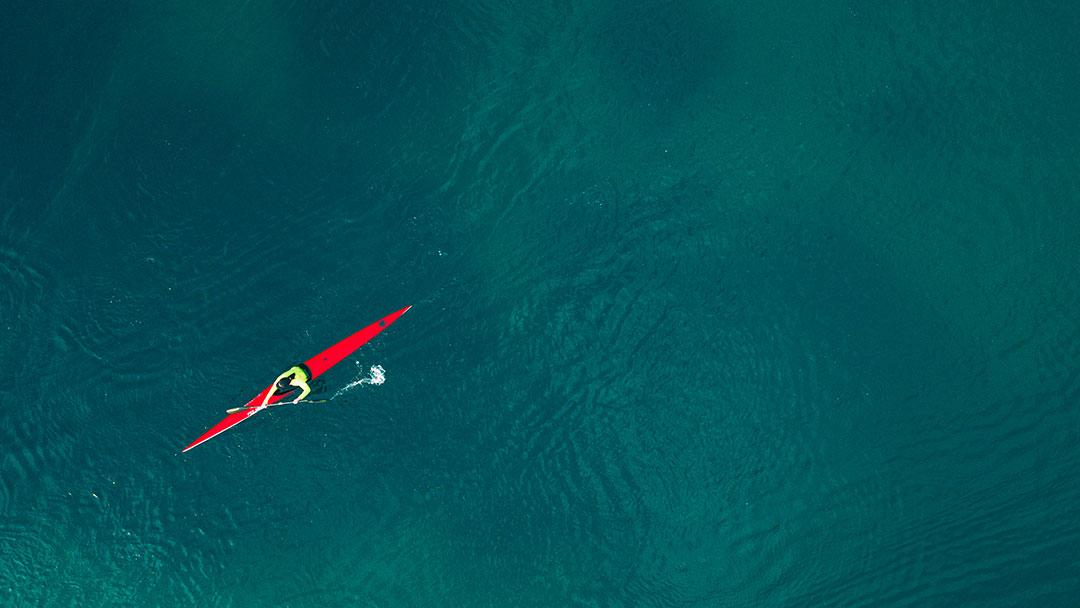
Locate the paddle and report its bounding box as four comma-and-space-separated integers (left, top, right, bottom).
226, 399, 328, 414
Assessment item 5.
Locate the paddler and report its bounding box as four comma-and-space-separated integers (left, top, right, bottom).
261, 364, 312, 406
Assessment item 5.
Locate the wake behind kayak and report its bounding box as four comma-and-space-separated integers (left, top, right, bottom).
181, 305, 411, 453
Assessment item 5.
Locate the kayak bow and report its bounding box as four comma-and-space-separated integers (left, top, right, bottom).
181, 305, 411, 453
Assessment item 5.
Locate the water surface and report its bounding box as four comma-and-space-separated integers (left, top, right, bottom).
1, 1, 1078, 606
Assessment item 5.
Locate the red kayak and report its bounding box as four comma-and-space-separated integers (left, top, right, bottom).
182, 306, 412, 452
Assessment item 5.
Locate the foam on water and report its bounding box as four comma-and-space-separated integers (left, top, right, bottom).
332, 364, 386, 399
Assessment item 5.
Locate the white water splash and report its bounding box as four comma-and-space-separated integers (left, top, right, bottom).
332, 364, 386, 398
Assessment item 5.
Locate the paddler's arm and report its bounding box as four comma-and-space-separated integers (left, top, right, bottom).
261, 370, 294, 406
292, 380, 312, 403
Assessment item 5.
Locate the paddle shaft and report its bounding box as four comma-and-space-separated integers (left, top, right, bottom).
226, 399, 328, 414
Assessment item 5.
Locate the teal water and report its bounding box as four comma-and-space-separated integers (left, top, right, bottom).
2, 1, 1079, 606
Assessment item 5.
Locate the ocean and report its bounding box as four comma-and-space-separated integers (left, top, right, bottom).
1, 1, 1078, 606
